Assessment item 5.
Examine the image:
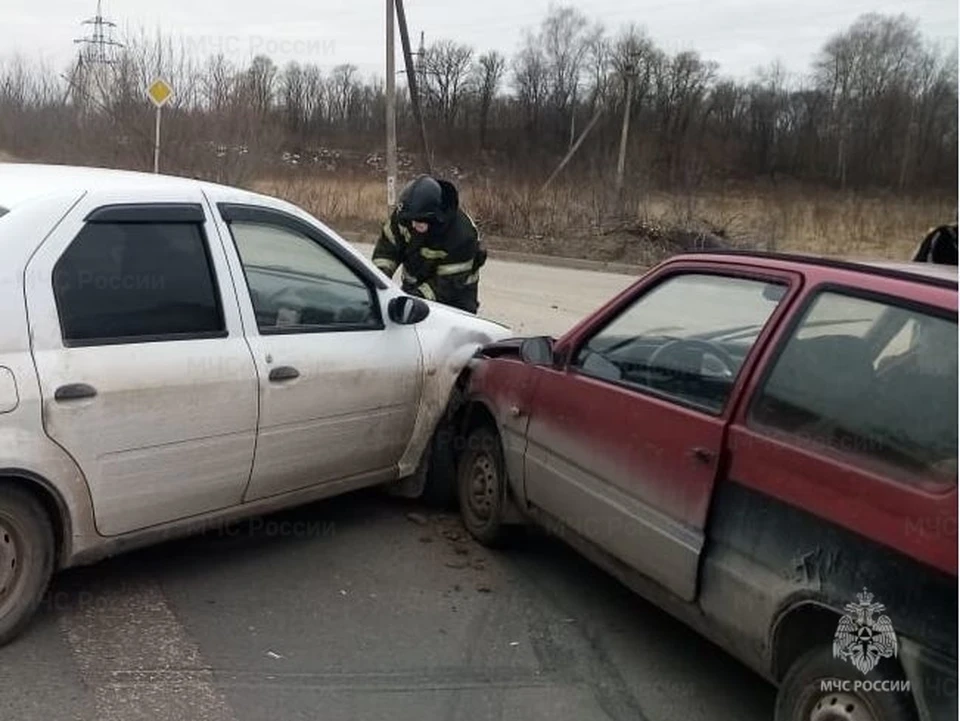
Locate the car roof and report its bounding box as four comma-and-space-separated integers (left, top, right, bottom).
673, 249, 958, 290
0, 162, 258, 210
855, 259, 959, 282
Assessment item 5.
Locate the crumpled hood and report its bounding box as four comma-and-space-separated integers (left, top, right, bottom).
395, 302, 511, 476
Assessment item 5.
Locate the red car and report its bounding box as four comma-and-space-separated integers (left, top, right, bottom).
441, 251, 957, 721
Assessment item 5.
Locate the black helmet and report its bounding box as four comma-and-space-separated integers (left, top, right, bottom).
913, 223, 958, 265
396, 175, 444, 224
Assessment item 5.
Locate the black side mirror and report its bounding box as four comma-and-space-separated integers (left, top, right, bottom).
388, 295, 431, 325
520, 336, 556, 366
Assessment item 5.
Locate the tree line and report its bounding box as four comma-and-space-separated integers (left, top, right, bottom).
0, 6, 956, 192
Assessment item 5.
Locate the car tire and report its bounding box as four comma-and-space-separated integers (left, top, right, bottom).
457, 426, 512, 547
420, 426, 459, 510
0, 484, 55, 647
418, 384, 466, 510
775, 646, 919, 721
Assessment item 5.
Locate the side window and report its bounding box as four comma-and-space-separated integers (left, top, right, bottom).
748, 290, 958, 489
227, 220, 379, 332
571, 273, 788, 413
874, 317, 917, 371
53, 220, 224, 344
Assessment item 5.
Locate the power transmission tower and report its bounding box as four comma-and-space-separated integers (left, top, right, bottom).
68, 0, 123, 114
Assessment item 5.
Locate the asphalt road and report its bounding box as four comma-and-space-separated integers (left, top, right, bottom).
0, 252, 776, 721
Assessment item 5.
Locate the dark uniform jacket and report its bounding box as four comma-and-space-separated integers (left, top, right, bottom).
371, 180, 486, 313
912, 224, 958, 265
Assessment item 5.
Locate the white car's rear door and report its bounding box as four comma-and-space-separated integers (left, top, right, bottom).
24, 187, 259, 536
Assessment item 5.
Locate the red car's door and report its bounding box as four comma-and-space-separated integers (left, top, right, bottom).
520, 262, 801, 601
727, 276, 958, 576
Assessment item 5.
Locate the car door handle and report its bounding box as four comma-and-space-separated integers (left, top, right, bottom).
54, 383, 97, 401
268, 366, 300, 382
688, 447, 715, 464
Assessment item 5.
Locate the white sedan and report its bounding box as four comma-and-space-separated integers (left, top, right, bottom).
0, 162, 511, 646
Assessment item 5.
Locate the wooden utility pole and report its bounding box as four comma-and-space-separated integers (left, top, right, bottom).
385, 0, 397, 208
395, 0, 432, 173
899, 113, 917, 191
568, 86, 577, 150
541, 105, 604, 192
417, 32, 426, 100
615, 58, 637, 197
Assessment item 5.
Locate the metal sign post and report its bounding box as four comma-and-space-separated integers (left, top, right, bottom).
146, 78, 173, 174
385, 0, 397, 209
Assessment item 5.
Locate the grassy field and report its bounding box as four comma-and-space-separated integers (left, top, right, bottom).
252, 174, 956, 266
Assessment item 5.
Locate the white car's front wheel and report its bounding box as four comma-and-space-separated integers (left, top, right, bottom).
0, 484, 55, 647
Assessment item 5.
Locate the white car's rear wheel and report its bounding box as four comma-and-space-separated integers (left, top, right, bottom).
0, 484, 55, 647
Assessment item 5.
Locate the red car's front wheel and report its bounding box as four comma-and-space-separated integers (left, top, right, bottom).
457, 427, 511, 547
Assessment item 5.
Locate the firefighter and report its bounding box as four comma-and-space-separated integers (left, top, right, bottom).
372, 175, 486, 314
912, 223, 958, 265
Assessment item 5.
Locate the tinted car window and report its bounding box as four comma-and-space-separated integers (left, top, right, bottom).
572, 273, 787, 413
54, 221, 224, 343
749, 290, 958, 488
228, 220, 379, 332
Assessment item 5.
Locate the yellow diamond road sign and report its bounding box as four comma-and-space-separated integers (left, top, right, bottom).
147, 78, 173, 108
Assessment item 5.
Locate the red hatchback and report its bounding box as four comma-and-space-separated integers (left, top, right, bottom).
442, 251, 957, 721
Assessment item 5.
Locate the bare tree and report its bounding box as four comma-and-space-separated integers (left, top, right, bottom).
301, 63, 325, 134
540, 4, 592, 142
201, 54, 235, 113
245, 55, 277, 117
474, 51, 506, 149
513, 32, 550, 138
281, 61, 306, 135
815, 13, 925, 187
0, 10, 953, 193
421, 39, 474, 130
584, 28, 612, 114
326, 64, 358, 125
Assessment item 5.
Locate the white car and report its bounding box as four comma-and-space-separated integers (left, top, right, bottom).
0, 162, 511, 645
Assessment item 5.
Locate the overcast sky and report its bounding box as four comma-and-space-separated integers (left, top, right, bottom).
3, 0, 957, 83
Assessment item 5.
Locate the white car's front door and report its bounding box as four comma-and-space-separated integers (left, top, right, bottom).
210, 202, 424, 501
24, 190, 259, 536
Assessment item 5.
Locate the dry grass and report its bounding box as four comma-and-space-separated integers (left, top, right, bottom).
654, 187, 956, 259
251, 174, 956, 264
252, 176, 384, 230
